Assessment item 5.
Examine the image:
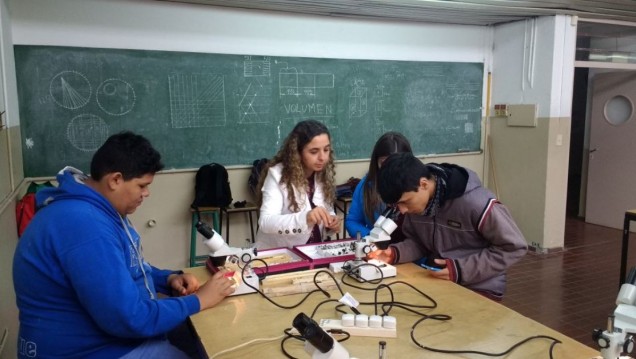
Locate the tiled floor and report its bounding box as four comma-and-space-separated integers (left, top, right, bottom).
501, 216, 626, 350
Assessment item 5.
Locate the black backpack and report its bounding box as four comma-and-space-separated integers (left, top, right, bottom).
191, 163, 233, 209
248, 158, 269, 196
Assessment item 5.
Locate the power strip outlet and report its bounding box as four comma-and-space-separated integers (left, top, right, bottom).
319, 317, 397, 338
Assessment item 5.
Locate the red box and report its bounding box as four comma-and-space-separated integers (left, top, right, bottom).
251, 247, 311, 275
293, 239, 356, 268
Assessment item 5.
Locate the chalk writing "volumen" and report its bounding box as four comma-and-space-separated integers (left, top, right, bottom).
283, 103, 334, 115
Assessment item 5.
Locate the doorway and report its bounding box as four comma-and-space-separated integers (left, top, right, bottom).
567, 19, 636, 227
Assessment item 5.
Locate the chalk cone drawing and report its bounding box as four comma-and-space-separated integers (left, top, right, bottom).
50, 70, 92, 110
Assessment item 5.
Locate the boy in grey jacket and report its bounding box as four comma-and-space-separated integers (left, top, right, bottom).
368, 153, 527, 300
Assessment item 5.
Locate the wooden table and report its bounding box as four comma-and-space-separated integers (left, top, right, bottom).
185, 263, 599, 359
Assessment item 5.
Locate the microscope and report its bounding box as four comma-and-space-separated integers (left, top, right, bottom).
195, 220, 260, 296
593, 267, 636, 358
293, 312, 351, 359
343, 207, 398, 281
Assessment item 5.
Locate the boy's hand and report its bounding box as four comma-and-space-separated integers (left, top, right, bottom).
367, 247, 396, 264
196, 269, 236, 310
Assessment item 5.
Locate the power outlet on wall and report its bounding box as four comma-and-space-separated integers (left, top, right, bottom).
531, 242, 546, 254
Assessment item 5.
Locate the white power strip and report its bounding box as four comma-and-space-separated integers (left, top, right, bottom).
319, 317, 397, 338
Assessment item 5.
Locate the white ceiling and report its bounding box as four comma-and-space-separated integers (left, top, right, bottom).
157, 0, 636, 26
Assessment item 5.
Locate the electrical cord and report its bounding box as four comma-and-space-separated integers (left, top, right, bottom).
339, 261, 439, 316
208, 333, 286, 359
410, 315, 562, 358
340, 261, 385, 287
240, 258, 332, 309
240, 257, 560, 358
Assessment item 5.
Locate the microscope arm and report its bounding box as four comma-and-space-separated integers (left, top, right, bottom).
353, 207, 399, 259
195, 220, 257, 264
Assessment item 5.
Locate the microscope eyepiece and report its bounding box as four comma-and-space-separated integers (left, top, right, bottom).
292, 313, 334, 353
195, 221, 214, 239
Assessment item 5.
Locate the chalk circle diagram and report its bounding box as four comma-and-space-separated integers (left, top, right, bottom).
96, 78, 136, 116
66, 113, 110, 152
50, 70, 92, 110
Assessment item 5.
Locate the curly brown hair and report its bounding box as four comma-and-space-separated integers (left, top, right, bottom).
256, 120, 336, 211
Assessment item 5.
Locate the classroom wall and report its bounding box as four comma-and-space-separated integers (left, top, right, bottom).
0, 0, 23, 356
7, 0, 491, 268
0, 1, 579, 357
490, 16, 575, 251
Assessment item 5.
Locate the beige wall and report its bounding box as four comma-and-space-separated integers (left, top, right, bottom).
490, 16, 576, 252
489, 116, 571, 251
0, 197, 19, 359
0, 0, 24, 356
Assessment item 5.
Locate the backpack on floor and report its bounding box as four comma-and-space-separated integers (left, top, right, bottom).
191, 163, 233, 209
248, 158, 269, 196
16, 181, 54, 237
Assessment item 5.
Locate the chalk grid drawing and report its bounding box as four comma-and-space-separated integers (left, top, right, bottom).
66, 113, 110, 152
168, 73, 227, 128
349, 79, 367, 118
50, 70, 91, 110
278, 66, 334, 97
243, 56, 271, 78
238, 78, 271, 124
373, 85, 390, 133
238, 57, 272, 123
96, 78, 136, 116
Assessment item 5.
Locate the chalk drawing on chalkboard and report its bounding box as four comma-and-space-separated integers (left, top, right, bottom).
238, 78, 271, 124
349, 79, 368, 118
278, 67, 334, 97
96, 79, 136, 116
244, 56, 271, 77
66, 113, 110, 152
49, 70, 91, 110
168, 73, 227, 128
464, 122, 474, 133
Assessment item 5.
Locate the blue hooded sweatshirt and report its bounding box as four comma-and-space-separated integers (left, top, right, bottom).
13, 167, 200, 358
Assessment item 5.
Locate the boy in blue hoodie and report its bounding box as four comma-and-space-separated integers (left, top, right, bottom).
13, 131, 235, 358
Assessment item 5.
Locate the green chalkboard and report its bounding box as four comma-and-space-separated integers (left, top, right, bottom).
15, 45, 483, 177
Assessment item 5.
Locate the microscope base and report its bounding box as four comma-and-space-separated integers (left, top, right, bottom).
230, 270, 260, 296
206, 258, 259, 296
351, 260, 397, 282
330, 260, 397, 282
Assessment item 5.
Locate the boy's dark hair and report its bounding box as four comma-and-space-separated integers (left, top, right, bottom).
90, 131, 164, 181
377, 152, 431, 204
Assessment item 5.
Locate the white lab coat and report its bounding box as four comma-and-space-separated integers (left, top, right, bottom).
255, 163, 335, 250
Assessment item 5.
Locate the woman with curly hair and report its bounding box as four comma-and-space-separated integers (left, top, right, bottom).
255, 120, 340, 249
